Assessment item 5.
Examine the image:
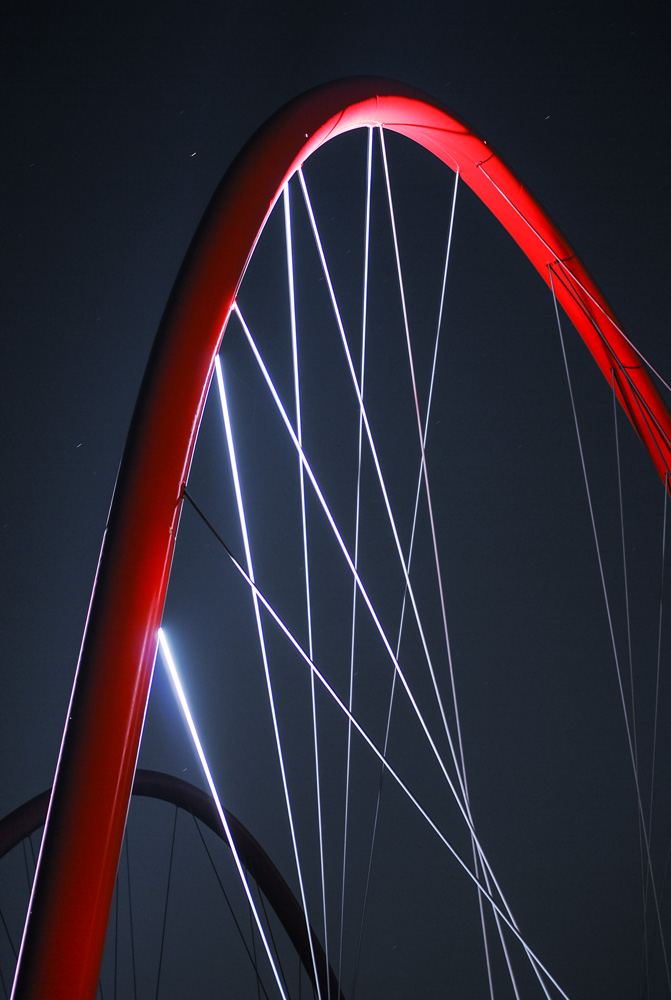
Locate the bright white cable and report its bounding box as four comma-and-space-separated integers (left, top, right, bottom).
352, 167, 461, 998
233, 302, 515, 911
379, 146, 525, 1000
296, 167, 472, 812
157, 628, 288, 1000
215, 355, 324, 1000
378, 128, 464, 788
294, 167, 534, 978
283, 183, 330, 998
338, 125, 373, 994
287, 162, 544, 998
378, 134, 532, 1000
203, 530, 573, 1000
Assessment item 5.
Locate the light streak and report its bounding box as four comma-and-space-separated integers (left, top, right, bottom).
157, 627, 289, 1000
214, 354, 324, 1000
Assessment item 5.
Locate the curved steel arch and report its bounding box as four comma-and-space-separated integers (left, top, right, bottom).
13, 77, 671, 999
0, 771, 342, 1000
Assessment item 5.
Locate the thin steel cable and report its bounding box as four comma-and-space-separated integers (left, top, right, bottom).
0, 951, 7, 1000
0, 906, 16, 960
284, 181, 330, 999
378, 128, 515, 1000
611, 369, 640, 773
154, 805, 178, 1000
233, 305, 489, 853
338, 125, 373, 994
125, 834, 137, 1000
233, 302, 532, 950
300, 150, 540, 1000
191, 813, 272, 1000
295, 169, 473, 812
649, 475, 668, 842
250, 890, 262, 1000
181, 487, 573, 1000
234, 226, 552, 995
114, 873, 119, 1000
21, 840, 31, 894
479, 163, 671, 404
612, 368, 649, 986
351, 163, 471, 998
254, 874, 292, 998
640, 479, 669, 998
158, 629, 290, 1000
378, 128, 462, 774
549, 265, 671, 465
215, 357, 323, 1000
290, 175, 539, 991
550, 269, 671, 995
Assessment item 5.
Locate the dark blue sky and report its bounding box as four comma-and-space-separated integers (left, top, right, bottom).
1, 1, 670, 997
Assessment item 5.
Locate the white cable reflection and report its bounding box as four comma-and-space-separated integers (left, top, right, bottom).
157, 627, 288, 1000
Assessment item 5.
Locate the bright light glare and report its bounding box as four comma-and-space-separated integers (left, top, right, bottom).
157, 627, 288, 1000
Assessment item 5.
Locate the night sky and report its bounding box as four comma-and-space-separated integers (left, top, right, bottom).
1, 1, 670, 998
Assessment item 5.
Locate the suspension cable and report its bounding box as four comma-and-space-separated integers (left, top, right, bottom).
180, 486, 573, 1000
154, 805, 178, 1000
158, 628, 290, 1000
550, 268, 671, 994
338, 125, 374, 995
283, 182, 330, 999
190, 814, 273, 1000
296, 169, 472, 811
378, 128, 525, 1000
214, 357, 323, 1000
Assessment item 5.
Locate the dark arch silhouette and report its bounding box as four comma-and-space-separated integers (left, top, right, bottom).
0, 769, 342, 999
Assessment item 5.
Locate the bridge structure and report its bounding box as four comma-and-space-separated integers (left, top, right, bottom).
6, 78, 671, 999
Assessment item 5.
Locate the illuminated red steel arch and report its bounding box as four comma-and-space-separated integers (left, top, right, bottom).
13, 77, 671, 999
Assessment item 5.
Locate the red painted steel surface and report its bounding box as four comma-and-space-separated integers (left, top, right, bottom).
12, 77, 671, 999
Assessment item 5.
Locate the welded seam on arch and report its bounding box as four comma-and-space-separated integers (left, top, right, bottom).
549, 265, 671, 468
214, 357, 324, 1000
478, 165, 650, 367
179, 486, 573, 1000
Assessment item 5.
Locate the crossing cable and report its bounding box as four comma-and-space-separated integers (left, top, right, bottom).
180, 486, 573, 1000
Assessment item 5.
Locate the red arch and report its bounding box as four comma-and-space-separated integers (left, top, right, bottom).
13, 77, 671, 999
